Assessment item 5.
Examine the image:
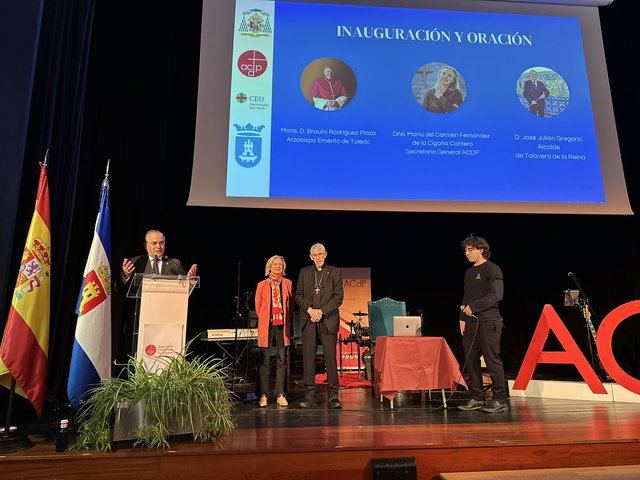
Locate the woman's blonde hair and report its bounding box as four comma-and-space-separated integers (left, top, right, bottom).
436, 66, 459, 92
265, 255, 287, 276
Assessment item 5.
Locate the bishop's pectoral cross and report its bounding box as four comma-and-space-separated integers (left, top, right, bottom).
313, 269, 323, 295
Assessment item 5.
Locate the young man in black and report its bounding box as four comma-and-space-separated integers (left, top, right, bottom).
457, 235, 509, 413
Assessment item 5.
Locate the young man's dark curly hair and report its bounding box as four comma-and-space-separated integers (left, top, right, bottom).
460, 234, 491, 259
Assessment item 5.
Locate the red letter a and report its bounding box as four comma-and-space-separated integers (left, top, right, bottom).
513, 304, 606, 394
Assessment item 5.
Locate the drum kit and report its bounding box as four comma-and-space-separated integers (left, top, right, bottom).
339, 310, 372, 378
349, 311, 371, 339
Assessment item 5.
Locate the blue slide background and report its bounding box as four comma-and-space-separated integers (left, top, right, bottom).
266, 1, 604, 203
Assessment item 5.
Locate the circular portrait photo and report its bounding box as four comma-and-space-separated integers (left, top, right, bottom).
300, 58, 357, 111
517, 67, 570, 118
412, 62, 467, 114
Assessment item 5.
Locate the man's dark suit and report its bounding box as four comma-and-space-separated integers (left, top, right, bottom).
523, 79, 550, 117
295, 264, 344, 398
120, 255, 186, 286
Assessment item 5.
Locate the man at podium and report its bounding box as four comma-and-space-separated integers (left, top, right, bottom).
121, 230, 197, 284
116, 229, 198, 364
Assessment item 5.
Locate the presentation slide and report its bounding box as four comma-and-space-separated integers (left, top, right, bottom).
190, 0, 631, 214
228, 0, 602, 203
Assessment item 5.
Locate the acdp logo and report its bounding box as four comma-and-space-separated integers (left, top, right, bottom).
238, 50, 267, 78
145, 344, 157, 356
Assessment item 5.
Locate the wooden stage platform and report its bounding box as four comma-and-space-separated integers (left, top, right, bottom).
2, 388, 640, 479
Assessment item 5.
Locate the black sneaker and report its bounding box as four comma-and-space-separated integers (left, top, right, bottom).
328, 397, 342, 409
457, 399, 485, 411
481, 400, 509, 413
298, 398, 317, 409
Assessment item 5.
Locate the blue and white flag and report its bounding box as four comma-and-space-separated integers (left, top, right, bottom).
68, 171, 111, 409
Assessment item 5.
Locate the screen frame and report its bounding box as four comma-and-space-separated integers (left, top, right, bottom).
189, 0, 631, 215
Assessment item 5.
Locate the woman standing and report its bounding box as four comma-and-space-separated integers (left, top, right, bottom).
255, 255, 293, 407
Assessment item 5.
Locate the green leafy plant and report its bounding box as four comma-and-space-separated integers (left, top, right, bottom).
72, 353, 235, 451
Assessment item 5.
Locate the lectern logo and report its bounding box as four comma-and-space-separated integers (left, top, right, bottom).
236, 93, 248, 103
239, 9, 272, 38
234, 123, 265, 168
145, 344, 157, 356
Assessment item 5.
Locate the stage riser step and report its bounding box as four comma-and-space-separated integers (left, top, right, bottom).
440, 464, 640, 479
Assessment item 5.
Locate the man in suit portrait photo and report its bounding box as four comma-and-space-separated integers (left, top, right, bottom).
295, 243, 344, 409
523, 69, 550, 117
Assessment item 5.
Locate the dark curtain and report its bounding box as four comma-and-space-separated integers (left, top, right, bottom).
0, 0, 43, 337
0, 0, 95, 423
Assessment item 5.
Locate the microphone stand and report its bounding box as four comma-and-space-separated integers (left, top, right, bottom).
567, 272, 610, 381
242, 291, 254, 384
231, 259, 241, 392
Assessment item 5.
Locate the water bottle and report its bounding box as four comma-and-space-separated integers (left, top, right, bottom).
55, 419, 69, 452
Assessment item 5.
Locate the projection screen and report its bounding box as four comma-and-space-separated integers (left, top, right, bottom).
188, 0, 631, 214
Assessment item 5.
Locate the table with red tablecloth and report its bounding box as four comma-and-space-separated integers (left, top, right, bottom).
374, 336, 467, 406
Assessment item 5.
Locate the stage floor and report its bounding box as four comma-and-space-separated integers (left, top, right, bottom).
233, 387, 640, 448
2, 387, 640, 479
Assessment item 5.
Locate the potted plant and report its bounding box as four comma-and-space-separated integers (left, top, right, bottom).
72, 353, 235, 451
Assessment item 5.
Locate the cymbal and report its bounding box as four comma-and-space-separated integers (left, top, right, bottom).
346, 321, 359, 327
352, 311, 368, 317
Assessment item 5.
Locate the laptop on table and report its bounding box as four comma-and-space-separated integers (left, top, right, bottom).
392, 316, 422, 337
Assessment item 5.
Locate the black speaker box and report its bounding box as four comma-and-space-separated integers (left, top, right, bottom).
371, 457, 418, 479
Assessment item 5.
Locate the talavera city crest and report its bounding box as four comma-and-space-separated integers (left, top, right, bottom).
234, 123, 265, 168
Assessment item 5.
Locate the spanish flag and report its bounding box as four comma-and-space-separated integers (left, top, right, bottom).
0, 162, 51, 417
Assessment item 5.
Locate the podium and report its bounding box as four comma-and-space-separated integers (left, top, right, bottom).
127, 273, 200, 371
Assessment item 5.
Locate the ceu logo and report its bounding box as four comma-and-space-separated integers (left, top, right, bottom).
239, 8, 272, 38
235, 93, 270, 112
238, 50, 267, 78
234, 123, 265, 168
235, 93, 267, 104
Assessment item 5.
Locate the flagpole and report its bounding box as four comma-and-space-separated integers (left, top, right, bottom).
0, 373, 35, 452
2, 378, 16, 438
102, 159, 110, 189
